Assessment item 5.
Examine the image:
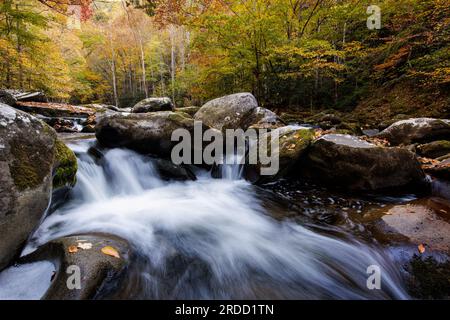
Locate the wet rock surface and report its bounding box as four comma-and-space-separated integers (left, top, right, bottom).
20, 234, 130, 300
96, 111, 206, 158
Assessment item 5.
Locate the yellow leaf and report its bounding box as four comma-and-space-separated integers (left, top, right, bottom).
101, 246, 120, 258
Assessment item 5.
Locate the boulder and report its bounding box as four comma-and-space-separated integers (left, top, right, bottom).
96, 111, 205, 158
0, 90, 17, 106
132, 97, 174, 113
300, 134, 427, 191
19, 234, 130, 300
417, 140, 450, 159
377, 118, 450, 146
245, 127, 314, 183
0, 103, 77, 270
247, 107, 285, 130
194, 93, 258, 130
152, 158, 197, 181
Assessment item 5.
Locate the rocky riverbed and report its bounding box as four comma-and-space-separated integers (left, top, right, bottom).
1, 93, 450, 300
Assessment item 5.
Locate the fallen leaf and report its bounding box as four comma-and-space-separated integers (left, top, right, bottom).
101, 246, 120, 258
68, 245, 78, 254
418, 244, 426, 254
77, 242, 93, 250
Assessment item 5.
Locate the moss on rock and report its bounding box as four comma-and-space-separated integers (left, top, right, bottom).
53, 139, 78, 189
9, 137, 54, 191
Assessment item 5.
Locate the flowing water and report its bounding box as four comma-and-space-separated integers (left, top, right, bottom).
1, 139, 410, 300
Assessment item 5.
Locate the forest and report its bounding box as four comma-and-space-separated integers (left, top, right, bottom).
0, 0, 448, 117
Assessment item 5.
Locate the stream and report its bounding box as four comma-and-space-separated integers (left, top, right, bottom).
0, 138, 411, 300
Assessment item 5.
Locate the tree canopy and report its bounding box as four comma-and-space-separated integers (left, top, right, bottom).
0, 0, 448, 110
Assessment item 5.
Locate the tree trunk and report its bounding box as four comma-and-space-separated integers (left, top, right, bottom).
108, 27, 119, 108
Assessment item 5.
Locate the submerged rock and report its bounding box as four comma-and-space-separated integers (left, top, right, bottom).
377, 118, 450, 146
96, 111, 206, 158
300, 134, 427, 192
0, 103, 77, 270
379, 203, 450, 253
194, 93, 258, 130
20, 234, 130, 300
132, 97, 174, 113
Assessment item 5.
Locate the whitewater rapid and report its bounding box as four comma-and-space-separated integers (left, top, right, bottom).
1, 139, 410, 299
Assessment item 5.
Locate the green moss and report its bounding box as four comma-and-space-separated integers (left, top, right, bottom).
9, 138, 53, 191
53, 139, 78, 189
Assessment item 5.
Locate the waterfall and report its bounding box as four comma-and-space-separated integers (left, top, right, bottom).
1, 139, 410, 299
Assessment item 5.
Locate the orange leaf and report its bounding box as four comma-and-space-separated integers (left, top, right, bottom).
68, 245, 78, 254
418, 244, 426, 254
101, 246, 120, 258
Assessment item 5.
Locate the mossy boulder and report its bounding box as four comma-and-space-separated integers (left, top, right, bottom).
417, 140, 450, 159
245, 127, 314, 183
53, 139, 78, 189
0, 103, 77, 271
300, 134, 427, 192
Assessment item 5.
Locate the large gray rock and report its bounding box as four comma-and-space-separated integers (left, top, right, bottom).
0, 103, 77, 271
247, 107, 285, 130
96, 111, 206, 158
300, 134, 427, 191
377, 118, 450, 146
194, 93, 259, 130
19, 234, 130, 300
132, 97, 174, 113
